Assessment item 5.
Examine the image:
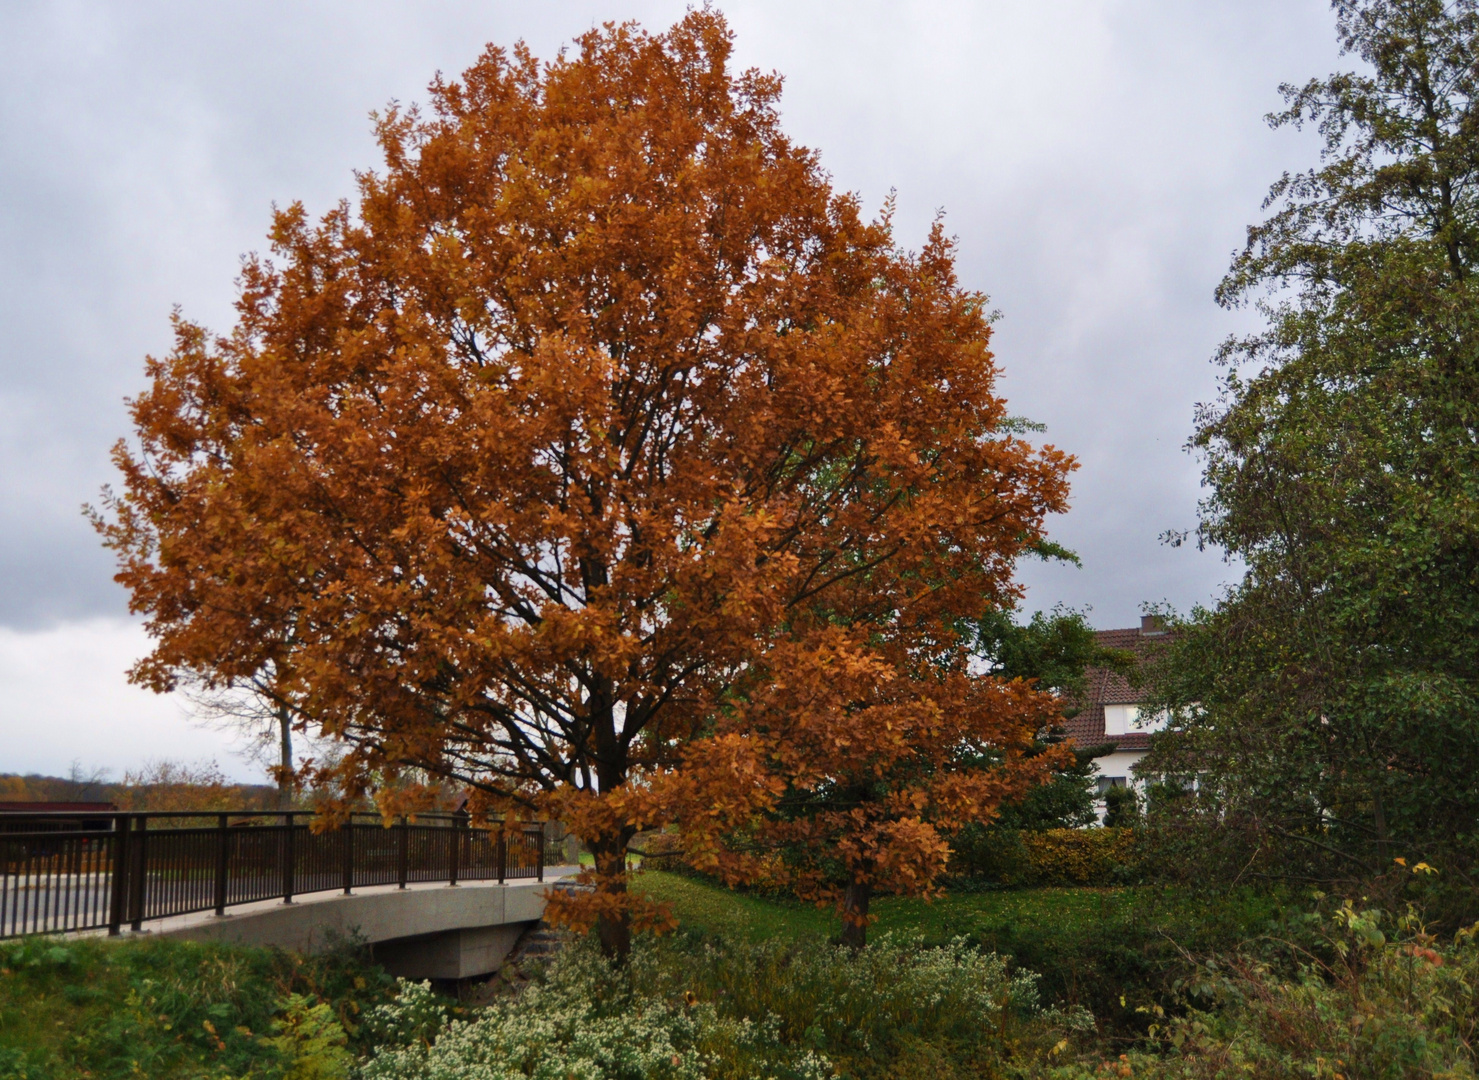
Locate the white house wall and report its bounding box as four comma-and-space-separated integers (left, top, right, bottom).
1092, 749, 1147, 787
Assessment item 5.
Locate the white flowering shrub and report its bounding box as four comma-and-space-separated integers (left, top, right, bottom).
361, 942, 832, 1080
363, 932, 1085, 1079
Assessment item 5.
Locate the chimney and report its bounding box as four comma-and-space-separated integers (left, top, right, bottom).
1141, 614, 1166, 635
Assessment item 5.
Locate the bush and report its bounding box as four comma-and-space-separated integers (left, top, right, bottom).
1041, 905, 1479, 1079
1101, 787, 1139, 829
364, 932, 1090, 1080
363, 942, 832, 1080
948, 885, 1293, 1038
366, 975, 757, 1080
0, 934, 394, 1080
630, 828, 687, 872
1023, 830, 1138, 886
950, 827, 1140, 887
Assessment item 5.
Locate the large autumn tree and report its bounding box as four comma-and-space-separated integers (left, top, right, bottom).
97, 13, 1073, 955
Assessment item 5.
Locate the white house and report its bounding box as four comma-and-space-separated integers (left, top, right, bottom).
1060, 616, 1171, 817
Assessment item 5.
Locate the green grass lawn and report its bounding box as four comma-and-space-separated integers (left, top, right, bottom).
635, 869, 1249, 944
632, 870, 839, 940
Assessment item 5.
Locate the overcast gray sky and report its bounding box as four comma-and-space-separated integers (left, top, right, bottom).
0, 0, 1341, 780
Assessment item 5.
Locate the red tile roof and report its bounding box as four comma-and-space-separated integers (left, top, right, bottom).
1057, 624, 1171, 753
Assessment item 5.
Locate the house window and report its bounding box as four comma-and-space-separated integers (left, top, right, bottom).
1104, 705, 1168, 735
1095, 777, 1127, 795
1103, 705, 1138, 735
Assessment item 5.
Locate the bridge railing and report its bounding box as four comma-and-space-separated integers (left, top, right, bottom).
0, 811, 544, 940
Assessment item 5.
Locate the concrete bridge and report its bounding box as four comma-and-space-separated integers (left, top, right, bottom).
147, 870, 578, 979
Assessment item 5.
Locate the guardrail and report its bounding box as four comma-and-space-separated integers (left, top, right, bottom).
0, 811, 544, 940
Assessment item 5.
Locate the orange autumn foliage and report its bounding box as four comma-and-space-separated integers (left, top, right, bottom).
95, 13, 1073, 955
649, 633, 1072, 945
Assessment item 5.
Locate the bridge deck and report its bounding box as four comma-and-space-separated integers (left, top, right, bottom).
116, 865, 578, 950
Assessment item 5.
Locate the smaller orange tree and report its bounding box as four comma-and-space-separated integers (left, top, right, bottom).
648, 619, 1070, 948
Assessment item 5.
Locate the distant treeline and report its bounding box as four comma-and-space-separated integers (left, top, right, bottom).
0, 760, 282, 812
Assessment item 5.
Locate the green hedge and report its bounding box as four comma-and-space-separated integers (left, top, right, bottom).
949, 826, 1142, 886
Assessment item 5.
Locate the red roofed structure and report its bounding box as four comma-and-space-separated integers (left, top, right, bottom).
0, 801, 119, 836
1061, 616, 1173, 815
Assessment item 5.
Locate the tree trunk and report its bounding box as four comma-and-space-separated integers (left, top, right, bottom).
839, 880, 872, 950
1372, 786, 1391, 870
585, 678, 635, 963
276, 705, 293, 810
591, 838, 632, 962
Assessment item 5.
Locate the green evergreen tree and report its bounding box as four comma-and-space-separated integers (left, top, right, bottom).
1102, 785, 1140, 830
970, 606, 1132, 831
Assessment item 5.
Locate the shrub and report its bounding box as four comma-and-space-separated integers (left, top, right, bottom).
629, 828, 687, 872
662, 931, 1090, 1076
950, 827, 1140, 887
363, 944, 832, 1080
363, 932, 1089, 1080
1023, 830, 1138, 886
262, 993, 356, 1080
0, 933, 394, 1079
1100, 786, 1139, 829
1041, 905, 1479, 1079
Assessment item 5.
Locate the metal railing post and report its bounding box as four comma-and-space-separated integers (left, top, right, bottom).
397, 816, 408, 890
342, 816, 354, 895
448, 811, 464, 887
536, 827, 544, 883
128, 815, 147, 932
107, 814, 130, 936
497, 830, 506, 885
282, 813, 295, 904
213, 813, 229, 916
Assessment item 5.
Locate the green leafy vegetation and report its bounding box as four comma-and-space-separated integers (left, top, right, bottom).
1100, 788, 1138, 831
947, 826, 1142, 888
8, 879, 1478, 1078
363, 931, 1085, 1080
1047, 906, 1479, 1079
382, 881, 1478, 1078
968, 607, 1132, 706
966, 607, 1135, 836
637, 871, 1289, 1034
0, 934, 394, 1079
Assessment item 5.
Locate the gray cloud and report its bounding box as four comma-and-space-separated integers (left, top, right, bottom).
0, 0, 1343, 631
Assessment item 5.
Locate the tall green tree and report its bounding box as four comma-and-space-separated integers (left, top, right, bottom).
1148, 0, 1479, 880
